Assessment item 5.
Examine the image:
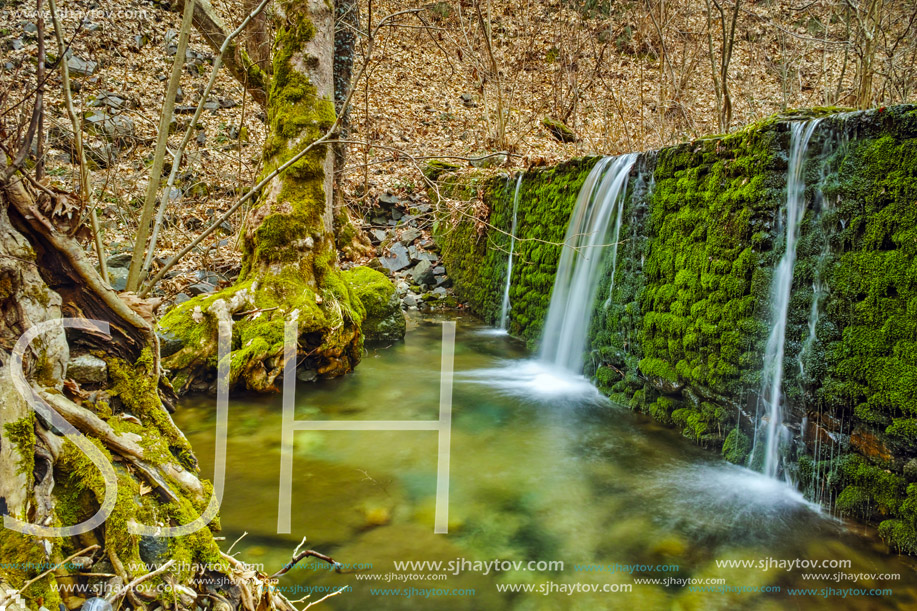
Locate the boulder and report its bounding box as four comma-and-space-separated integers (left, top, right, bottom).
343, 267, 406, 342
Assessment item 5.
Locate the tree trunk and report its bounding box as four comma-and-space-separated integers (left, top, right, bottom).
158, 0, 396, 393
243, 0, 272, 75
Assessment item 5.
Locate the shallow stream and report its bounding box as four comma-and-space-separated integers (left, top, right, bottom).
175, 314, 916, 610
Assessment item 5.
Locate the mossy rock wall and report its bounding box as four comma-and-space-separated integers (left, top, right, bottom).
434, 104, 917, 552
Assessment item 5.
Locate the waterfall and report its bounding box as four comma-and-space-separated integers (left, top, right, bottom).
757, 120, 821, 480
540, 154, 637, 372
499, 175, 523, 330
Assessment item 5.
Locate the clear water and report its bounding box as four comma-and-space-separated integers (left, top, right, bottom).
176, 314, 916, 610
539, 155, 637, 372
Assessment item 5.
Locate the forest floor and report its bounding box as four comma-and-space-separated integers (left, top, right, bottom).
0, 0, 913, 306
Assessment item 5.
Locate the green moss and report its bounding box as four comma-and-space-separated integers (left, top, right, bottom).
722, 428, 751, 463
542, 118, 577, 143
4, 413, 36, 487
0, 528, 61, 609
343, 267, 405, 341
109, 350, 193, 464
423, 159, 461, 181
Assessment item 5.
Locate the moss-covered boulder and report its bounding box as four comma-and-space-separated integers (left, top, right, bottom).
343, 267, 406, 342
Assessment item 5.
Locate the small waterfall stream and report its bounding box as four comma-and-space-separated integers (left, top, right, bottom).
757, 119, 822, 479
498, 175, 523, 330
540, 154, 637, 372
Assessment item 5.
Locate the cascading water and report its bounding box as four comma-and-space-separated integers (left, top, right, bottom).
540, 154, 637, 372
756, 120, 821, 480
499, 175, 523, 330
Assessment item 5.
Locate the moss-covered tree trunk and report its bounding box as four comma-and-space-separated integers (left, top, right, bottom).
159, 0, 401, 393
0, 159, 256, 611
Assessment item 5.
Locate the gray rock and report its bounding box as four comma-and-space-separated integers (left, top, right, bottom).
106, 252, 132, 269
24, 23, 38, 33
370, 229, 387, 244
68, 354, 108, 384
378, 193, 400, 207
401, 228, 422, 244
11, 38, 24, 51
108, 267, 128, 291
412, 259, 436, 285
195, 270, 224, 285
417, 252, 439, 263
138, 535, 169, 566
371, 214, 387, 225
432, 287, 447, 296
157, 329, 184, 358
435, 275, 453, 288
402, 294, 417, 308
85, 111, 134, 140
175, 105, 197, 114
90, 92, 125, 109
297, 369, 318, 383
219, 98, 238, 108
67, 56, 98, 77
187, 282, 216, 296
196, 131, 206, 145
173, 293, 192, 305
203, 100, 220, 111
433, 266, 446, 275
469, 152, 507, 168
380, 242, 411, 272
